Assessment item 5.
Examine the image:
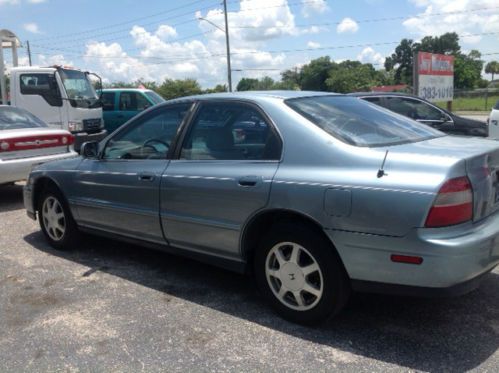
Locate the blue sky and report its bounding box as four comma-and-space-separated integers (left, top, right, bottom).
1, 0, 498, 87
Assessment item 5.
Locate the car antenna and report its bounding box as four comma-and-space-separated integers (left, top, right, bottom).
377, 150, 389, 178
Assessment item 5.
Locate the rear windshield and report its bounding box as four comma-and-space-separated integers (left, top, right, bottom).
494, 100, 499, 110
0, 107, 47, 130
286, 96, 443, 147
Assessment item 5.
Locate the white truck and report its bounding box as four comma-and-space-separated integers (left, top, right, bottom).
6, 66, 107, 151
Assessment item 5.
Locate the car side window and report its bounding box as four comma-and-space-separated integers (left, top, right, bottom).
363, 97, 383, 106
103, 104, 191, 160
386, 97, 444, 121
119, 92, 150, 111
101, 92, 115, 111
180, 103, 281, 161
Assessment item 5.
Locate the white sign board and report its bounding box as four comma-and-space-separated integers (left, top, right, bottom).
416, 52, 454, 103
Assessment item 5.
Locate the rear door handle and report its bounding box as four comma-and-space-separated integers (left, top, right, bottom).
238, 175, 262, 187
138, 172, 155, 182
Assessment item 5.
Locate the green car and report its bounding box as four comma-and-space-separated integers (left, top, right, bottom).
101, 88, 165, 133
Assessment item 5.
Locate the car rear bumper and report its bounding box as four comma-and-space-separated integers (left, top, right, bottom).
72, 129, 107, 152
0, 151, 77, 185
327, 211, 499, 294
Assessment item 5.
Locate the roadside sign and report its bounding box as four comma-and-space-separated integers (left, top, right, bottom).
415, 52, 454, 103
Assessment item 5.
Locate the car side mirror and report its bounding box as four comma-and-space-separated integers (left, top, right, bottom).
81, 141, 99, 158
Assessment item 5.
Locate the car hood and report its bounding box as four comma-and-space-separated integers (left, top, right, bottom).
451, 114, 487, 128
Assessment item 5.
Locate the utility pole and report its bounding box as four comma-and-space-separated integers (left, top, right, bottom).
223, 0, 232, 92
26, 40, 32, 66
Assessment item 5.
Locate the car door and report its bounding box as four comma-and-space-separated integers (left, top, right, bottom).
73, 103, 193, 244
118, 91, 151, 125
161, 100, 282, 259
101, 91, 119, 132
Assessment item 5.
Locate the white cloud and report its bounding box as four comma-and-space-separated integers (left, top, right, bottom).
301, 0, 328, 18
0, 0, 19, 4
155, 25, 177, 40
403, 0, 499, 45
357, 47, 385, 66
24, 22, 41, 34
28, 0, 47, 3
337, 18, 359, 34
37, 53, 73, 67
307, 41, 321, 49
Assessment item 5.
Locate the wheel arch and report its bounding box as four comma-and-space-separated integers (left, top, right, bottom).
240, 208, 348, 276
32, 176, 66, 213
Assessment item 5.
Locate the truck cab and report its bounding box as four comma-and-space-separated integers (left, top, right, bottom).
100, 88, 165, 133
9, 66, 107, 151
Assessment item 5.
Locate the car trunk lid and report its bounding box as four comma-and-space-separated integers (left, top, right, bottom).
0, 128, 73, 161
387, 135, 499, 222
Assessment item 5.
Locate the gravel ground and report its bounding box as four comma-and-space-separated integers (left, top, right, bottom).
0, 183, 498, 372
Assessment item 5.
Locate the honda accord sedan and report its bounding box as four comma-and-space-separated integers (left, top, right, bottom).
24, 91, 499, 324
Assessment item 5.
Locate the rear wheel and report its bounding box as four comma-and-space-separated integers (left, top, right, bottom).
38, 187, 79, 250
255, 223, 350, 324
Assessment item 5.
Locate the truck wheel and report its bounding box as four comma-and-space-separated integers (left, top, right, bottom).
38, 187, 79, 250
254, 223, 350, 324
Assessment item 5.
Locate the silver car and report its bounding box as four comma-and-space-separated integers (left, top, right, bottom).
0, 106, 77, 185
23, 91, 499, 324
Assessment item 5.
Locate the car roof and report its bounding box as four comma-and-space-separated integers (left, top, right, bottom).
101, 88, 154, 92
348, 92, 417, 98
166, 90, 341, 104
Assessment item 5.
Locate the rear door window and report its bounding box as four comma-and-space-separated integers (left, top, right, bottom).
180, 102, 281, 160
386, 97, 444, 121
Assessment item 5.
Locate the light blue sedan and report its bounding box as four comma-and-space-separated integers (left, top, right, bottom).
24, 91, 499, 324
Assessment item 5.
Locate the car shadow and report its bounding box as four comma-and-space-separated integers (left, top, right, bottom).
0, 183, 25, 213
24, 231, 499, 371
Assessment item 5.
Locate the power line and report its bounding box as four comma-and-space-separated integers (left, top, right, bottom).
30, 32, 499, 67
31, 0, 213, 42
32, 0, 328, 48
32, 5, 499, 56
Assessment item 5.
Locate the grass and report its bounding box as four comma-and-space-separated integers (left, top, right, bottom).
435, 95, 499, 112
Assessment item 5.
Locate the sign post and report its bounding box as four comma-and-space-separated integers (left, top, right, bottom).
414, 52, 454, 110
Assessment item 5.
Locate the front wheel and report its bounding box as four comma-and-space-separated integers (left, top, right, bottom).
38, 188, 79, 250
254, 223, 350, 324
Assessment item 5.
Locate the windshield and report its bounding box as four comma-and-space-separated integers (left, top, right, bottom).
286, 95, 443, 147
144, 91, 165, 105
0, 106, 47, 130
59, 68, 100, 108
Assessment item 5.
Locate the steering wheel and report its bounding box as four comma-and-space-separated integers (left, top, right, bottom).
140, 138, 170, 158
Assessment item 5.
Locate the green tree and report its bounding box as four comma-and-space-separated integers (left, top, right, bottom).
485, 61, 499, 81
326, 61, 384, 93
384, 38, 416, 84
299, 56, 334, 91
236, 78, 260, 91
280, 67, 301, 89
204, 84, 227, 93
157, 78, 202, 100
417, 32, 461, 55
454, 50, 484, 89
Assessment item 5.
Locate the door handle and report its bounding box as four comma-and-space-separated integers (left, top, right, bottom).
238, 175, 261, 187
138, 172, 155, 182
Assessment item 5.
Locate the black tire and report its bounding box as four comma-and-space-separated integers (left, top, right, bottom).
254, 222, 350, 324
38, 186, 79, 250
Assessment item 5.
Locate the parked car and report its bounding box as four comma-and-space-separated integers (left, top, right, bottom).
488, 100, 499, 139
0, 106, 76, 185
24, 92, 499, 324
350, 92, 488, 137
100, 88, 165, 133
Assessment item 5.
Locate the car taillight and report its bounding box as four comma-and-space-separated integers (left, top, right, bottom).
0, 134, 73, 152
425, 176, 473, 228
